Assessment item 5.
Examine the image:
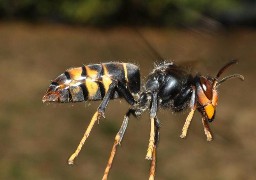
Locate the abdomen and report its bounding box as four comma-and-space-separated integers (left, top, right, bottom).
43, 62, 140, 103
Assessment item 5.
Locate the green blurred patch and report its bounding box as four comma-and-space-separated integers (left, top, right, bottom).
0, 0, 244, 26
99, 119, 119, 137
8, 160, 26, 179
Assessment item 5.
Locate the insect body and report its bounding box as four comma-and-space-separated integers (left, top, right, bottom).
42, 60, 244, 180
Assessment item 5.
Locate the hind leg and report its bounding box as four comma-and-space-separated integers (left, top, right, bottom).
68, 82, 117, 165
102, 109, 134, 180
102, 82, 137, 179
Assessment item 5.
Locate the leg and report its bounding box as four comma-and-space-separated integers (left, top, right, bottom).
116, 81, 136, 105
149, 117, 160, 180
146, 92, 158, 160
68, 82, 117, 165
202, 117, 213, 141
146, 117, 155, 160
180, 108, 195, 139
102, 109, 134, 180
180, 88, 196, 139
149, 146, 156, 180
98, 81, 118, 117
102, 82, 137, 179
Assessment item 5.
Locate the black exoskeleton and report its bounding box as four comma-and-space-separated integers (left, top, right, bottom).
138, 63, 194, 113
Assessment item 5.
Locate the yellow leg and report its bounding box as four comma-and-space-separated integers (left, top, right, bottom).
68, 111, 101, 164
149, 146, 156, 180
202, 117, 213, 141
146, 117, 155, 160
180, 108, 195, 139
102, 115, 129, 180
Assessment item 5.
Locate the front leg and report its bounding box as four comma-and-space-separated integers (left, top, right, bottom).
202, 117, 213, 141
179, 87, 196, 139
180, 108, 196, 139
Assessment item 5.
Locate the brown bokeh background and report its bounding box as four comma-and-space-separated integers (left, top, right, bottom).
0, 22, 255, 179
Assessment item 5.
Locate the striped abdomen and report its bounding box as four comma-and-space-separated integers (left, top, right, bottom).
42, 62, 140, 103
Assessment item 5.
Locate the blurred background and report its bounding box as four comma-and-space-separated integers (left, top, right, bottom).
0, 0, 255, 180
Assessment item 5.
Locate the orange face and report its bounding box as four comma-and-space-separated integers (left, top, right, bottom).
197, 77, 218, 121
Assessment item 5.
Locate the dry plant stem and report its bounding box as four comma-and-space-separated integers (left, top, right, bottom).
202, 117, 213, 141
102, 115, 129, 180
68, 111, 100, 164
149, 146, 156, 180
180, 108, 195, 138
146, 117, 155, 160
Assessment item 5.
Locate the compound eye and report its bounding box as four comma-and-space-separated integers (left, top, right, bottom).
200, 77, 213, 99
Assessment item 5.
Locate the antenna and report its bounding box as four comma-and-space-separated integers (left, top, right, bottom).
134, 28, 164, 61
